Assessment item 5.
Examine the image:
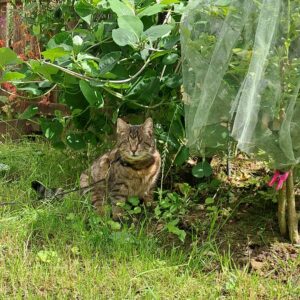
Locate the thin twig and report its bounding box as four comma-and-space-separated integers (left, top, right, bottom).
42, 58, 151, 84
0, 84, 58, 100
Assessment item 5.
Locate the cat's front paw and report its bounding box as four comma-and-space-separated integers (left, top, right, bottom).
142, 193, 155, 208
111, 205, 125, 221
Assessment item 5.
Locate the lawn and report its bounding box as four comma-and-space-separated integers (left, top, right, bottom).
0, 139, 299, 299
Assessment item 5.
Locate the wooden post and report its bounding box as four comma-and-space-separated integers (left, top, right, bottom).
278, 184, 287, 236
286, 169, 299, 244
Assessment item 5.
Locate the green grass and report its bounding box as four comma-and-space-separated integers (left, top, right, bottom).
0, 139, 299, 299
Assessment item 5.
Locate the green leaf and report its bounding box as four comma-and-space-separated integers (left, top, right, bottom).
127, 76, 160, 101
174, 146, 189, 166
160, 0, 179, 4
159, 35, 180, 49
138, 4, 163, 18
150, 50, 171, 61
74, 0, 94, 25
128, 196, 139, 206
192, 161, 213, 178
107, 220, 122, 231
205, 197, 215, 205
143, 25, 173, 41
2, 72, 25, 81
118, 15, 143, 38
112, 28, 139, 47
66, 133, 86, 150
77, 53, 100, 62
42, 47, 70, 62
99, 51, 121, 74
164, 74, 182, 88
30, 61, 58, 81
80, 60, 99, 77
37, 250, 59, 264
19, 105, 39, 119
79, 80, 103, 107
40, 118, 63, 142
108, 0, 134, 17
177, 183, 191, 197
132, 206, 142, 214
0, 48, 21, 67
47, 32, 73, 50
162, 53, 179, 65
95, 23, 105, 42
33, 24, 40, 35
166, 220, 186, 242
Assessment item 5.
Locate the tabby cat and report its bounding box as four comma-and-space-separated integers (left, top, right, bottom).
80, 118, 161, 219
32, 118, 161, 220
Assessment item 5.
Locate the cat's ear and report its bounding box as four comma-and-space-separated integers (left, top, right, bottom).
117, 118, 128, 135
143, 118, 153, 136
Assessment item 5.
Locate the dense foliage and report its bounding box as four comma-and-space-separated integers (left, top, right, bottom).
0, 0, 189, 169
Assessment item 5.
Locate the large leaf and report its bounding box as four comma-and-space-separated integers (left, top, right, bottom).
74, 0, 94, 25
99, 51, 122, 74
174, 146, 189, 166
164, 74, 182, 88
108, 0, 134, 17
143, 25, 173, 41
118, 15, 143, 37
162, 53, 179, 65
2, 72, 25, 81
30, 61, 58, 81
42, 47, 71, 62
47, 32, 73, 50
127, 76, 160, 101
79, 80, 103, 107
80, 60, 99, 77
192, 161, 213, 178
0, 48, 21, 67
112, 28, 139, 47
138, 4, 163, 18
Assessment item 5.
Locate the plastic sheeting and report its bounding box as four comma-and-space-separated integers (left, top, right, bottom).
181, 0, 300, 169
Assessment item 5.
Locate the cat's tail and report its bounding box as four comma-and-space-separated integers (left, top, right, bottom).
31, 180, 64, 200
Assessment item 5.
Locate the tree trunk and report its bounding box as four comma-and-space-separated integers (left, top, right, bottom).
286, 169, 299, 244
278, 185, 287, 236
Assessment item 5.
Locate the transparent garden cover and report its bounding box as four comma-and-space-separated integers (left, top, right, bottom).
181, 0, 300, 169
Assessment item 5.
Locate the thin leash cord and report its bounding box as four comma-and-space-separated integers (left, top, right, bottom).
0, 178, 106, 207
0, 157, 119, 207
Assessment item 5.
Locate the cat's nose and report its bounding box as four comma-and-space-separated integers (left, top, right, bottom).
130, 146, 138, 156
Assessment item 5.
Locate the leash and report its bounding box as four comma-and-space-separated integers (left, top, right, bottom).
0, 178, 106, 207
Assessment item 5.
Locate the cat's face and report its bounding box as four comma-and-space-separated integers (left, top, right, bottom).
116, 118, 155, 162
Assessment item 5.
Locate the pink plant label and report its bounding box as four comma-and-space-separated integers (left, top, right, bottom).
268, 170, 289, 191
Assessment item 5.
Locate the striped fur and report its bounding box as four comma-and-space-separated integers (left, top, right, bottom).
80, 118, 161, 220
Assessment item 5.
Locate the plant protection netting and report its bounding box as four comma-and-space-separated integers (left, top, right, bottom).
181, 0, 300, 170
